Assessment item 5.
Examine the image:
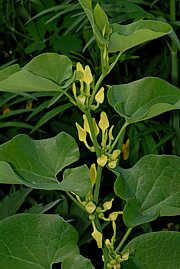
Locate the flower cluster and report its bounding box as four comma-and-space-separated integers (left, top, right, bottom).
72, 62, 104, 110
76, 111, 121, 168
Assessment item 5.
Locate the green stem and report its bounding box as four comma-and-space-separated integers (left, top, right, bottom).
94, 164, 103, 204
66, 192, 86, 212
109, 122, 129, 153
86, 111, 101, 157
108, 52, 122, 76
89, 73, 106, 105
115, 227, 133, 253
94, 216, 109, 268
90, 51, 122, 106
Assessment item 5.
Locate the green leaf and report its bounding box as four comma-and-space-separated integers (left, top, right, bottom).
25, 199, 61, 214
0, 188, 32, 220
78, 0, 108, 44
0, 213, 80, 269
94, 3, 111, 38
109, 20, 172, 53
0, 132, 91, 196
114, 154, 180, 227
122, 231, 180, 269
0, 64, 21, 81
62, 254, 95, 269
108, 77, 180, 124
0, 53, 73, 92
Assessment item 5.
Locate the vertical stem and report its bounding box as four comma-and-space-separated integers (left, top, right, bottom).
115, 227, 133, 253
94, 164, 103, 204
86, 111, 101, 157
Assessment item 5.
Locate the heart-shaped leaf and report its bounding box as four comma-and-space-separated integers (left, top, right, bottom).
109, 20, 172, 53
0, 213, 94, 269
108, 77, 180, 124
0, 53, 73, 92
122, 231, 180, 269
114, 154, 180, 227
0, 132, 91, 196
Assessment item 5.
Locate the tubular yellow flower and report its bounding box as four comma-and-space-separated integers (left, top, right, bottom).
122, 138, 130, 161
77, 94, 86, 105
111, 149, 121, 161
108, 125, 114, 141
99, 111, 109, 133
83, 114, 90, 133
103, 198, 114, 211
90, 163, 97, 186
91, 220, 103, 248
75, 122, 87, 142
97, 154, 108, 167
84, 65, 93, 85
95, 87, 105, 104
108, 160, 118, 169
76, 62, 84, 76
109, 211, 123, 222
72, 82, 77, 100
92, 118, 100, 137
85, 201, 96, 214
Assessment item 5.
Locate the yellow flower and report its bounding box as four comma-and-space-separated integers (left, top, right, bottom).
91, 220, 103, 248
76, 62, 93, 86
90, 163, 97, 186
75, 122, 87, 142
92, 118, 99, 137
122, 138, 130, 161
108, 125, 114, 141
107, 160, 118, 169
97, 154, 108, 167
109, 211, 123, 221
85, 201, 96, 214
84, 65, 93, 85
95, 87, 105, 104
103, 198, 114, 210
99, 111, 109, 133
111, 150, 121, 161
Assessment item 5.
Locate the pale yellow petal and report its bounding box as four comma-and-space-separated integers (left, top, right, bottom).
91, 221, 103, 248
90, 163, 97, 186
84, 65, 93, 85
97, 154, 108, 167
75, 122, 87, 142
85, 201, 96, 214
92, 118, 99, 137
95, 87, 104, 104
99, 111, 109, 132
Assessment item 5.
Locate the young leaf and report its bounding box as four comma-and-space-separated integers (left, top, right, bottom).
0, 188, 32, 220
114, 154, 180, 227
0, 213, 88, 269
78, 0, 108, 45
0, 64, 21, 81
0, 132, 91, 196
108, 77, 180, 124
109, 20, 172, 53
0, 53, 73, 92
122, 232, 180, 269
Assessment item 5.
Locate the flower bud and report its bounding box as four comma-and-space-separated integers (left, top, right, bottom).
103, 198, 114, 210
